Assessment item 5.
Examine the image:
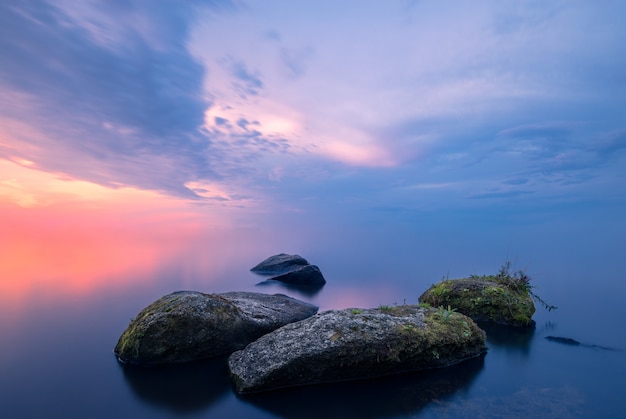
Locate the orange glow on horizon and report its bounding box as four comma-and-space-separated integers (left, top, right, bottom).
0, 202, 215, 312
0, 158, 193, 209
0, 160, 235, 315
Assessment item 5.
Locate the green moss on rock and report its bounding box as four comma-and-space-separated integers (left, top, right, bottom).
114, 291, 318, 364
419, 276, 536, 328
114, 292, 245, 364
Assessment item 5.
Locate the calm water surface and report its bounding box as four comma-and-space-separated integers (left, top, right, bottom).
2, 216, 625, 418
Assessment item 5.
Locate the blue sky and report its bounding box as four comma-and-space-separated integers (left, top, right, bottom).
1, 0, 625, 227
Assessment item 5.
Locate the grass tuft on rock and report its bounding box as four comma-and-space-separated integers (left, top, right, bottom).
419, 261, 556, 328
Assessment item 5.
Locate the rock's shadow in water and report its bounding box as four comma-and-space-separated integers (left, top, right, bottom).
255, 278, 325, 298
119, 355, 230, 413
239, 354, 486, 419
478, 321, 535, 356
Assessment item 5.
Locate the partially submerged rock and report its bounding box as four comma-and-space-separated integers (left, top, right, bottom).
545, 336, 619, 351
250, 254, 310, 275
228, 305, 487, 393
114, 291, 318, 364
271, 264, 326, 286
419, 277, 536, 327
251, 253, 326, 286
546, 336, 581, 346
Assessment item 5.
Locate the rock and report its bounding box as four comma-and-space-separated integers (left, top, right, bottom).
418, 277, 536, 327
545, 336, 619, 351
114, 291, 318, 364
251, 253, 327, 286
546, 336, 581, 346
228, 305, 487, 393
250, 253, 310, 275
271, 264, 326, 286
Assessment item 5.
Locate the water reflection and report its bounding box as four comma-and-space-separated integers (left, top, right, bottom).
255, 279, 325, 298
0, 207, 202, 307
424, 385, 588, 418
120, 355, 231, 413
478, 322, 535, 356
0, 204, 267, 316
240, 354, 485, 419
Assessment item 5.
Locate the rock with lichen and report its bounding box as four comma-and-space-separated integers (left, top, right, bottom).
418, 275, 536, 328
228, 305, 487, 394
114, 291, 318, 364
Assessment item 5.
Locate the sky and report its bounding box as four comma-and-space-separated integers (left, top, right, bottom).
1, 0, 625, 230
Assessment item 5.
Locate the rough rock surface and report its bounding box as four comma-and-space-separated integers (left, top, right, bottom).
114, 291, 318, 364
228, 305, 487, 393
419, 277, 536, 327
271, 264, 326, 286
250, 253, 309, 275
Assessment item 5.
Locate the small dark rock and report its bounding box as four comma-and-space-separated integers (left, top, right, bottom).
544, 335, 618, 351
271, 264, 326, 286
250, 253, 309, 275
546, 336, 581, 346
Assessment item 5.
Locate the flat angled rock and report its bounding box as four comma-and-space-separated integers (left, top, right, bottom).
250, 253, 310, 275
228, 305, 487, 393
220, 291, 320, 328
114, 291, 318, 365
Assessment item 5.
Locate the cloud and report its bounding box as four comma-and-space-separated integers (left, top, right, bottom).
590, 130, 626, 156
218, 56, 264, 97
0, 1, 231, 197
1, 0, 625, 218
490, 1, 562, 35
470, 190, 534, 200
0, 1, 210, 136
502, 178, 529, 186
190, 1, 624, 175
493, 123, 626, 176
280, 46, 315, 78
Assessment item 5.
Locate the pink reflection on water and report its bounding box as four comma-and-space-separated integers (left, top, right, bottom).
0, 202, 238, 315
0, 209, 167, 304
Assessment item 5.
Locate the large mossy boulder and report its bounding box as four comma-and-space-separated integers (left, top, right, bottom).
114, 291, 318, 364
419, 276, 536, 328
228, 305, 487, 393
